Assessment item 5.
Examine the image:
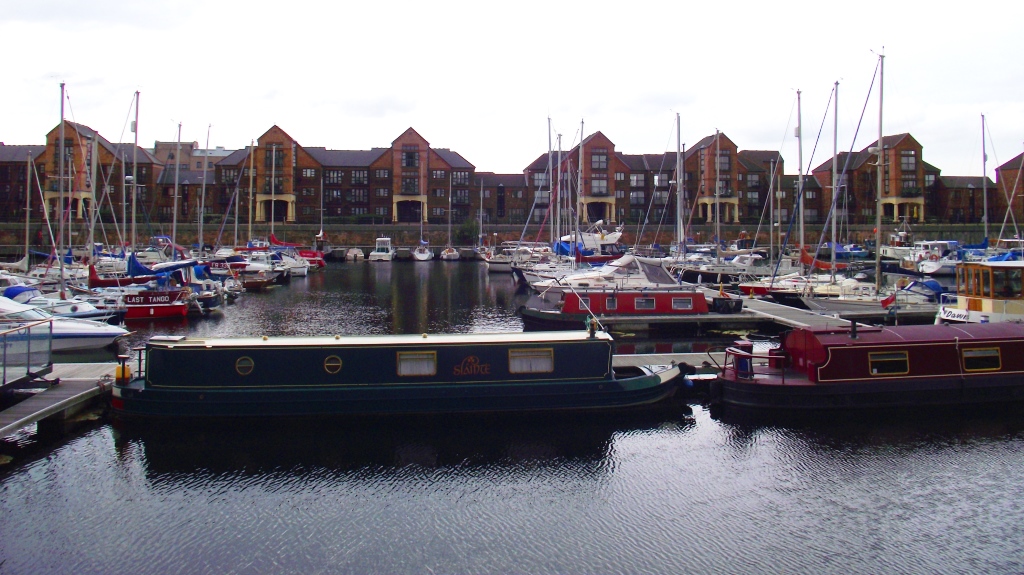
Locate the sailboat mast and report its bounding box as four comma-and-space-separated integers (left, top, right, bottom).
874, 54, 884, 292
131, 91, 139, 250
24, 152, 31, 262
270, 144, 276, 237
982, 113, 988, 239
88, 136, 98, 263
675, 113, 683, 254
797, 89, 805, 274
171, 122, 181, 260
831, 81, 839, 281
715, 129, 720, 264
58, 82, 65, 293
578, 119, 584, 231
199, 124, 210, 255
547, 117, 554, 243
247, 141, 254, 242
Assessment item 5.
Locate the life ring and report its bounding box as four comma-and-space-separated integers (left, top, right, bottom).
928, 254, 939, 261
896, 277, 910, 289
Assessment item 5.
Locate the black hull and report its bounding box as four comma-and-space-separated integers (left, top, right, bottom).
709, 374, 1024, 415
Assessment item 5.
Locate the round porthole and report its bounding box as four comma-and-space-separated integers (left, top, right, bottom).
324, 355, 343, 374
235, 356, 255, 376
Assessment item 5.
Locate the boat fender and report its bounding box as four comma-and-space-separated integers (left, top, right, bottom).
896, 277, 910, 289
929, 254, 939, 261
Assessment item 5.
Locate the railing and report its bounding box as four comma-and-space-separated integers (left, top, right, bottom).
1, 319, 53, 390
722, 345, 788, 384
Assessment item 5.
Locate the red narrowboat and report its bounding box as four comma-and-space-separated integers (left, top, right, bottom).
712, 322, 1024, 413
520, 287, 732, 332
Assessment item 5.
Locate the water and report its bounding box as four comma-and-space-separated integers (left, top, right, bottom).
4, 262, 1024, 574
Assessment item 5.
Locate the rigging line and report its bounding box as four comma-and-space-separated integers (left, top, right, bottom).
987, 121, 1020, 239
753, 96, 799, 250
770, 87, 835, 281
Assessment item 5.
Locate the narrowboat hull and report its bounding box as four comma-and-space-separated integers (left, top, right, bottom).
111, 331, 681, 420
711, 322, 1024, 415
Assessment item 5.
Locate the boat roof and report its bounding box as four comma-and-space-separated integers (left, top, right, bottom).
795, 322, 1024, 347
960, 260, 1024, 269
147, 330, 613, 348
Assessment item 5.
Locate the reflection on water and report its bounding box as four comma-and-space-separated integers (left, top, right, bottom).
5, 262, 1024, 573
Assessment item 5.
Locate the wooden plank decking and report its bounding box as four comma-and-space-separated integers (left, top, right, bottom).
0, 363, 115, 438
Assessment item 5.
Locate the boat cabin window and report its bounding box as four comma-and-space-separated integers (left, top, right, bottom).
962, 348, 1001, 371
992, 269, 1022, 298
635, 298, 655, 310
509, 348, 554, 374
869, 351, 909, 376
672, 297, 693, 311
397, 351, 437, 376
606, 296, 617, 311
578, 297, 591, 310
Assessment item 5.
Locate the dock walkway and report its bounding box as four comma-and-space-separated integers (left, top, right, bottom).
0, 363, 115, 438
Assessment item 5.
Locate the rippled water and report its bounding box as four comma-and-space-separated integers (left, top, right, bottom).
3, 262, 1024, 574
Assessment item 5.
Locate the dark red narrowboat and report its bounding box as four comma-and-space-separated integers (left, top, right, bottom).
711, 322, 1024, 413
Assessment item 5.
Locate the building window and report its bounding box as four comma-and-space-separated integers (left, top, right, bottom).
374, 169, 390, 179
452, 171, 470, 185
453, 189, 470, 204
747, 174, 760, 188
653, 191, 669, 204
901, 150, 917, 171
347, 189, 368, 203
902, 175, 917, 189
401, 148, 419, 168
325, 170, 343, 184
432, 170, 446, 180
630, 174, 645, 187
302, 206, 313, 215
433, 188, 446, 197
615, 172, 625, 181
326, 189, 342, 203
591, 151, 608, 170
591, 179, 608, 196
301, 187, 316, 196
196, 161, 202, 169
375, 188, 390, 197
654, 173, 671, 188
351, 207, 368, 215
716, 151, 731, 171
402, 178, 419, 194
352, 170, 368, 185
221, 169, 238, 184
616, 190, 625, 199
630, 191, 645, 206
512, 190, 523, 199
302, 168, 316, 178
532, 172, 549, 188
925, 174, 936, 188
375, 206, 389, 216
431, 207, 445, 217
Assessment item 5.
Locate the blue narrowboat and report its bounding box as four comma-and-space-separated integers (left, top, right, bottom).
112, 330, 681, 419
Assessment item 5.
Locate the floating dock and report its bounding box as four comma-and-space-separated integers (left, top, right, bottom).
0, 363, 115, 438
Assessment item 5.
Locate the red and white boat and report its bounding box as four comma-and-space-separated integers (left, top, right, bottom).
519, 286, 741, 332
123, 288, 192, 320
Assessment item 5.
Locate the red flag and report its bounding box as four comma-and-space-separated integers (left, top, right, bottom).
881, 293, 896, 308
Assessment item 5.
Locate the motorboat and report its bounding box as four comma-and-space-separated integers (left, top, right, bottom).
368, 237, 396, 262
0, 296, 128, 352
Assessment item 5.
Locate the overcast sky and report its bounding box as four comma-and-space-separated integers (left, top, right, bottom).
3, 0, 1022, 180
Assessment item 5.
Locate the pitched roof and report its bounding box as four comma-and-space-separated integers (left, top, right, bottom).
781, 174, 822, 190
738, 150, 783, 168
811, 151, 875, 174
616, 153, 647, 171
157, 168, 210, 186
859, 133, 911, 153
304, 147, 388, 167
0, 144, 46, 162
938, 175, 995, 189
477, 172, 528, 187
998, 153, 1024, 172
218, 148, 251, 166
433, 148, 474, 170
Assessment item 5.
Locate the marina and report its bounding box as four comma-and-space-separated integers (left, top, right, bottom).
2, 261, 1024, 574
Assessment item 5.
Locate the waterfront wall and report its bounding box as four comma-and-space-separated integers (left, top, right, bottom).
0, 222, 997, 256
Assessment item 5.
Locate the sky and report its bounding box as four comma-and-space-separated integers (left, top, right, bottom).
3, 0, 1023, 181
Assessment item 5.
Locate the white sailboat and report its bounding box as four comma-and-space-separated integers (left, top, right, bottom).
440, 173, 459, 261
412, 202, 432, 261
